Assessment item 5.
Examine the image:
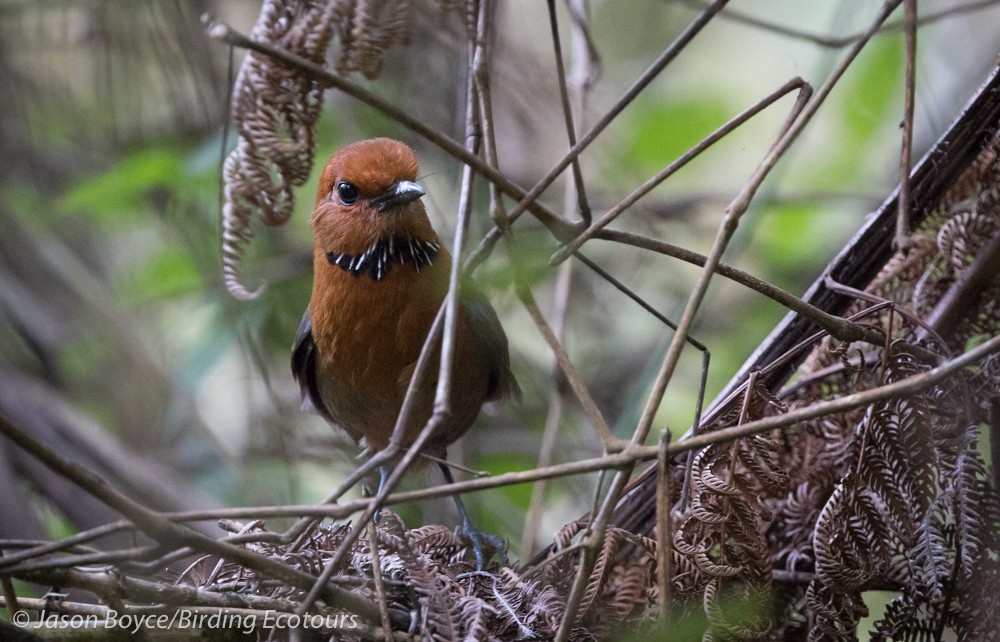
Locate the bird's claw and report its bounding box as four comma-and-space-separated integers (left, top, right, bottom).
457, 515, 508, 570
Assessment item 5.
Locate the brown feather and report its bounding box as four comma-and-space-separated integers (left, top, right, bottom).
300, 138, 516, 460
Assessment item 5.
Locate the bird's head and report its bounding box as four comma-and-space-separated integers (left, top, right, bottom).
311, 139, 438, 262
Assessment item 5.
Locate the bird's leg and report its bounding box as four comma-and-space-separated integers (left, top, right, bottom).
439, 463, 507, 569
373, 466, 390, 523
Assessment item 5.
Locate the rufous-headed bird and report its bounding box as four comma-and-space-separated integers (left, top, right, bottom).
291, 138, 519, 564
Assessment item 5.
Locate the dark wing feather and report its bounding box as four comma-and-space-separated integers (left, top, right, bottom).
461, 280, 521, 404
291, 310, 334, 422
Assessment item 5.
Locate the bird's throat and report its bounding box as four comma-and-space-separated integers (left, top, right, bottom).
325, 234, 440, 282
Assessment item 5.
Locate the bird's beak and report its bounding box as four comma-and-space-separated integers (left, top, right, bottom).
370, 180, 425, 213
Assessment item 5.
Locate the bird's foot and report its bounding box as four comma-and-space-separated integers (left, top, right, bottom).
439, 462, 508, 569
457, 514, 508, 570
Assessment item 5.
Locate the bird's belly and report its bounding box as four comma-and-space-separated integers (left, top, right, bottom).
311, 277, 442, 451
317, 342, 422, 448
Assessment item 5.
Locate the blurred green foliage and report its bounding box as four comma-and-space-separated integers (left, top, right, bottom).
617, 94, 734, 178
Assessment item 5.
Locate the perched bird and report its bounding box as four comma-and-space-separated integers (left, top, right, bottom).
291, 138, 519, 562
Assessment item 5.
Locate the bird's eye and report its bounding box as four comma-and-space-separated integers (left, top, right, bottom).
336, 181, 360, 206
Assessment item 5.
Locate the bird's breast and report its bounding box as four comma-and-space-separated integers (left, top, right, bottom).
308, 247, 449, 447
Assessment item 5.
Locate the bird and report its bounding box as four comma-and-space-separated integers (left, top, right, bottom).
291, 137, 519, 565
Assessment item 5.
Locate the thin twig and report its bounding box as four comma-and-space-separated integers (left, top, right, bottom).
520, 0, 597, 557
367, 522, 394, 642
0, 521, 133, 571
554, 464, 633, 641
677, 0, 1000, 48
624, 66, 811, 448
654, 429, 672, 626
519, 262, 574, 559
822, 276, 951, 357
895, 0, 918, 251
593, 228, 912, 354
471, 0, 512, 248
547, 0, 593, 225
600, 227, 944, 365
2, 546, 163, 575
571, 251, 712, 510
727, 0, 902, 221
516, 285, 621, 452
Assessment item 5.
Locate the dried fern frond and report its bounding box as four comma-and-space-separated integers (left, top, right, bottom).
764, 126, 1000, 640
221, 0, 338, 299
331, 0, 418, 79
220, 0, 449, 299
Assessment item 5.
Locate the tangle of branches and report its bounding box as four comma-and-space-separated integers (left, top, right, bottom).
3, 1, 1000, 641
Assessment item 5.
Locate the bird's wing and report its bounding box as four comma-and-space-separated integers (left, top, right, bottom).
462, 280, 521, 404
290, 310, 334, 421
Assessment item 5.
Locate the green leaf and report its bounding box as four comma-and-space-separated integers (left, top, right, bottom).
840, 35, 903, 148
116, 247, 201, 302
616, 94, 733, 178
58, 146, 186, 225
805, 34, 904, 190
754, 202, 846, 272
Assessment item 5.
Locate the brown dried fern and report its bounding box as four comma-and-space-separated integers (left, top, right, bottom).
764, 127, 1000, 640
221, 0, 337, 299
220, 0, 442, 299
